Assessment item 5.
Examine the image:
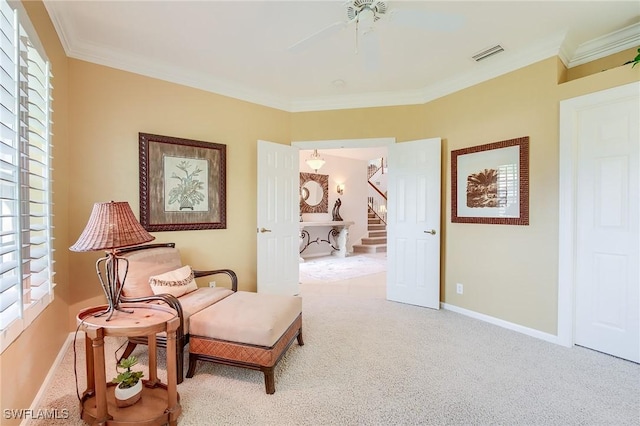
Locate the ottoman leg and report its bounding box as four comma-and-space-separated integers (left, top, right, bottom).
186, 353, 198, 378
297, 329, 304, 346
263, 367, 275, 394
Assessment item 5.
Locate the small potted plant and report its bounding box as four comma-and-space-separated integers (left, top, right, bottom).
112, 355, 144, 407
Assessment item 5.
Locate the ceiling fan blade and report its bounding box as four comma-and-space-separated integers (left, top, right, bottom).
389, 8, 465, 32
288, 20, 347, 54
360, 30, 381, 73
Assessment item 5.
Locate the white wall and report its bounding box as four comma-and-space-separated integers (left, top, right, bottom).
299, 151, 368, 258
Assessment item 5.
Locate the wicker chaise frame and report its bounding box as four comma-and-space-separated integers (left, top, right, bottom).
116, 243, 238, 384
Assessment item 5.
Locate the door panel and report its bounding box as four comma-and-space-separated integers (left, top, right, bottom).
257, 140, 300, 295
387, 138, 441, 309
574, 93, 639, 362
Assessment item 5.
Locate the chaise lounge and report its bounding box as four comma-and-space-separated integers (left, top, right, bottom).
116, 243, 303, 393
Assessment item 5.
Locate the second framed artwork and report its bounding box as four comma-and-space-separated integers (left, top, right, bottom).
139, 133, 226, 231
451, 136, 529, 225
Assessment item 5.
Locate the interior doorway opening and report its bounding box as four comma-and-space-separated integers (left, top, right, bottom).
294, 138, 394, 284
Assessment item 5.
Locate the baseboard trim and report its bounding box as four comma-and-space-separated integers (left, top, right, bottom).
23, 332, 75, 426
441, 303, 560, 345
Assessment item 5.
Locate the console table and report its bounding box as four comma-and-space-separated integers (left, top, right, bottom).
77, 303, 181, 426
299, 221, 354, 258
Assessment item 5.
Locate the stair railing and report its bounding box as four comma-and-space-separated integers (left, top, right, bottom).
367, 158, 384, 179
367, 182, 387, 224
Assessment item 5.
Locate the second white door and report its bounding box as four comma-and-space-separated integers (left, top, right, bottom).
386, 138, 441, 309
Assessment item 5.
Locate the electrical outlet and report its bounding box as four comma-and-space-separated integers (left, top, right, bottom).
456, 283, 463, 295
209, 281, 216, 288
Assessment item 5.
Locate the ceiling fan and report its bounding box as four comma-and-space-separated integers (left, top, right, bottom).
287, 0, 465, 57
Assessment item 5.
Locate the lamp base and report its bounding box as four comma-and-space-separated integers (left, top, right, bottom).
93, 303, 133, 321
95, 253, 133, 321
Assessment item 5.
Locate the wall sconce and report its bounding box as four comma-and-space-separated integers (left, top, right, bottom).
336, 184, 345, 195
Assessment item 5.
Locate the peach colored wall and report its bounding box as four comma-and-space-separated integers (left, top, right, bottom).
566, 47, 639, 81
436, 58, 561, 333
66, 59, 291, 314
0, 1, 70, 423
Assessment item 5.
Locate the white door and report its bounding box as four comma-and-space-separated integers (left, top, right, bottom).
573, 86, 639, 362
256, 140, 300, 295
386, 138, 441, 308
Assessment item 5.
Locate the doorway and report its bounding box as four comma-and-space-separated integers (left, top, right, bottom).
294, 138, 393, 284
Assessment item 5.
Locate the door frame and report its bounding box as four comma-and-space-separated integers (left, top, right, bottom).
292, 137, 395, 151
557, 81, 640, 347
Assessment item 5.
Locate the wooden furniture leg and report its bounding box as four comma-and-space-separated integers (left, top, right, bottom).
89, 329, 110, 425
166, 317, 180, 426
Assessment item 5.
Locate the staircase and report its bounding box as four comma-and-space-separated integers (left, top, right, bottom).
353, 210, 387, 254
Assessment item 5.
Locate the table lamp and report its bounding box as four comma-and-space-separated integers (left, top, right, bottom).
70, 201, 155, 320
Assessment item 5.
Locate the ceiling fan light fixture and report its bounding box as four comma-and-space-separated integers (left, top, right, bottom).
306, 149, 326, 172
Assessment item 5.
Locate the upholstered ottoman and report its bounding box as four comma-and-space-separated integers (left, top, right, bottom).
186, 291, 303, 394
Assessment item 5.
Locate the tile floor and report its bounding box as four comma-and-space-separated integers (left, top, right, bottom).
299, 254, 386, 299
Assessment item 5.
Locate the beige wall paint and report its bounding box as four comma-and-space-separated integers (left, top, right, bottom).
436, 58, 561, 333
0, 1, 70, 422
66, 59, 291, 310
291, 105, 428, 142
566, 47, 639, 81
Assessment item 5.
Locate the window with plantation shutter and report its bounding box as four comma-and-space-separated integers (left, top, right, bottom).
0, 0, 54, 353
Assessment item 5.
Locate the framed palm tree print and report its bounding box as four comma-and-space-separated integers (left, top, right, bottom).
139, 133, 226, 231
451, 136, 529, 225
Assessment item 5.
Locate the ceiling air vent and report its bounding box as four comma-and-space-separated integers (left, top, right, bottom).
472, 45, 505, 62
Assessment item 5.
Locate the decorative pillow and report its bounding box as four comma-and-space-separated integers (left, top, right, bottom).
149, 265, 198, 298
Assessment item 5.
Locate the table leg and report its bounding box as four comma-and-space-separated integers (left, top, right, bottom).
333, 226, 349, 257
147, 333, 159, 386
89, 328, 109, 425
166, 318, 180, 426
83, 332, 95, 397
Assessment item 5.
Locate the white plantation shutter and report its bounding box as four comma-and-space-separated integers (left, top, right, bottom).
0, 0, 53, 353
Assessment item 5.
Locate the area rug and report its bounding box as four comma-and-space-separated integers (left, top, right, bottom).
299, 253, 386, 282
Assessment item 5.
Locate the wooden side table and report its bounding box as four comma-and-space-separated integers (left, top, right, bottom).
77, 303, 181, 426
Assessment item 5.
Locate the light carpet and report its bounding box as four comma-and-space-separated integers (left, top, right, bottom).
299, 253, 386, 282
30, 291, 639, 426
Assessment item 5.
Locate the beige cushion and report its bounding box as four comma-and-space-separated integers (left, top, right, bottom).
178, 287, 234, 333
149, 265, 197, 298
120, 247, 182, 298
148, 287, 234, 335
189, 291, 302, 347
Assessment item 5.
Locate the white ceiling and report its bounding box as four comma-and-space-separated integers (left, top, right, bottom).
44, 1, 640, 112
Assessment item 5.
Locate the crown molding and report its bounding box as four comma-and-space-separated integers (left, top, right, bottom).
44, 0, 636, 113
418, 31, 568, 105
66, 40, 293, 112
42, 1, 73, 57
568, 22, 640, 68
289, 89, 425, 112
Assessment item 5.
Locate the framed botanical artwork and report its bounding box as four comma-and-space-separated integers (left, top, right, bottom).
451, 136, 529, 225
139, 133, 226, 231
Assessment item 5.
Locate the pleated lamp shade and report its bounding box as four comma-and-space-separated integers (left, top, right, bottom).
70, 201, 155, 252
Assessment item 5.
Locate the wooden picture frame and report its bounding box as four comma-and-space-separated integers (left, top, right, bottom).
451, 136, 529, 225
139, 133, 226, 231
299, 172, 328, 214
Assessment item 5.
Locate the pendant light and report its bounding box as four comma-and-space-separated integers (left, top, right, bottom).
305, 149, 325, 172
